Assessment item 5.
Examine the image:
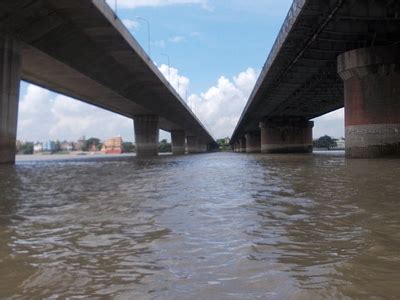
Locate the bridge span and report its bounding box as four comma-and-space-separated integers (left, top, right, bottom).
231, 0, 400, 158
0, 0, 215, 164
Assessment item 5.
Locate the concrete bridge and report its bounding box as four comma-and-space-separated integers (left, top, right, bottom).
0, 0, 215, 164
231, 0, 400, 158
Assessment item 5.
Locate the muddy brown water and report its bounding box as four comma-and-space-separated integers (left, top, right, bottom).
0, 152, 399, 299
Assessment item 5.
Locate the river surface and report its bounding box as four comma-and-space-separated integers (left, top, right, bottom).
0, 152, 399, 299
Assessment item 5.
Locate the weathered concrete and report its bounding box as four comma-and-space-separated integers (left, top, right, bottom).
197, 139, 208, 153
134, 115, 159, 157
259, 119, 313, 153
186, 136, 199, 154
171, 130, 186, 155
231, 0, 400, 159
338, 46, 400, 158
0, 37, 21, 164
234, 142, 240, 152
245, 133, 261, 153
238, 138, 246, 153
186, 136, 207, 154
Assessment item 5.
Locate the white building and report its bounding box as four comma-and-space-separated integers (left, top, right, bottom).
33, 143, 43, 153
335, 138, 345, 149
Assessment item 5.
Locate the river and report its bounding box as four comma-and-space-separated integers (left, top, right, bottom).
0, 152, 399, 299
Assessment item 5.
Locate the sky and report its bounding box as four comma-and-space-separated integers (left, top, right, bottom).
17, 0, 345, 143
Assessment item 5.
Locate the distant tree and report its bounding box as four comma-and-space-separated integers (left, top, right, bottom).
159, 139, 172, 153
314, 135, 337, 150
217, 137, 231, 151
55, 140, 61, 152
122, 142, 135, 153
86, 138, 101, 151
20, 142, 34, 155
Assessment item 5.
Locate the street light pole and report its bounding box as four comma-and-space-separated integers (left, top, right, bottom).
161, 53, 171, 83
135, 17, 151, 57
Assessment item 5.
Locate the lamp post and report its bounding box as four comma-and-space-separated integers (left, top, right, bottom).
161, 53, 171, 83
135, 17, 151, 57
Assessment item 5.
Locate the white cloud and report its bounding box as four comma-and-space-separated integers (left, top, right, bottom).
188, 68, 259, 138
168, 36, 185, 43
17, 84, 134, 142
122, 19, 139, 30
17, 67, 344, 144
158, 64, 190, 99
151, 40, 166, 48
313, 108, 344, 139
106, 0, 208, 9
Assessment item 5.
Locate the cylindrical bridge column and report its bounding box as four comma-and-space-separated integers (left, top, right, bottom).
259, 119, 313, 153
0, 37, 21, 164
133, 115, 159, 157
171, 130, 185, 155
338, 46, 400, 158
245, 132, 261, 153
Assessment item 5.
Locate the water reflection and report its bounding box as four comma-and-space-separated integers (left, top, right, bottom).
0, 153, 399, 299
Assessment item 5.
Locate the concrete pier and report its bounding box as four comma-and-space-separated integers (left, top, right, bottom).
186, 136, 198, 154
338, 46, 400, 158
186, 136, 207, 153
134, 115, 159, 157
239, 138, 246, 153
0, 37, 21, 164
259, 119, 313, 153
171, 130, 186, 155
197, 140, 208, 153
245, 133, 261, 153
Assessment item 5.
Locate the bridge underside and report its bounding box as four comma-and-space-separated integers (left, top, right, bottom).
232, 0, 400, 158
0, 0, 215, 163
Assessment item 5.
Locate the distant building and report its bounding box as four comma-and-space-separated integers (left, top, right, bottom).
75, 136, 86, 151
16, 140, 22, 152
43, 140, 56, 152
33, 143, 43, 153
101, 136, 123, 154
60, 141, 74, 151
335, 138, 345, 150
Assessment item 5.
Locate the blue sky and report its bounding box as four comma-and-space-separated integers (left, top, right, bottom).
17, 0, 344, 142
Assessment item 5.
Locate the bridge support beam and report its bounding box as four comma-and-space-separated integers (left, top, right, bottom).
259, 119, 313, 153
0, 37, 21, 164
238, 137, 246, 153
245, 132, 261, 153
171, 130, 186, 155
338, 46, 400, 158
134, 115, 159, 157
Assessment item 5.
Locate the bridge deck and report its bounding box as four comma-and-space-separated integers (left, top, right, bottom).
232, 0, 400, 142
0, 0, 214, 142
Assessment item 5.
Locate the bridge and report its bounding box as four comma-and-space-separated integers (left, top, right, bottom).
231, 0, 400, 158
0, 0, 215, 164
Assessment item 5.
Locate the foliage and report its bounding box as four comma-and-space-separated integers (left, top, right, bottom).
216, 137, 231, 151
86, 137, 101, 151
159, 139, 172, 153
122, 142, 135, 153
313, 135, 337, 150
19, 142, 34, 155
